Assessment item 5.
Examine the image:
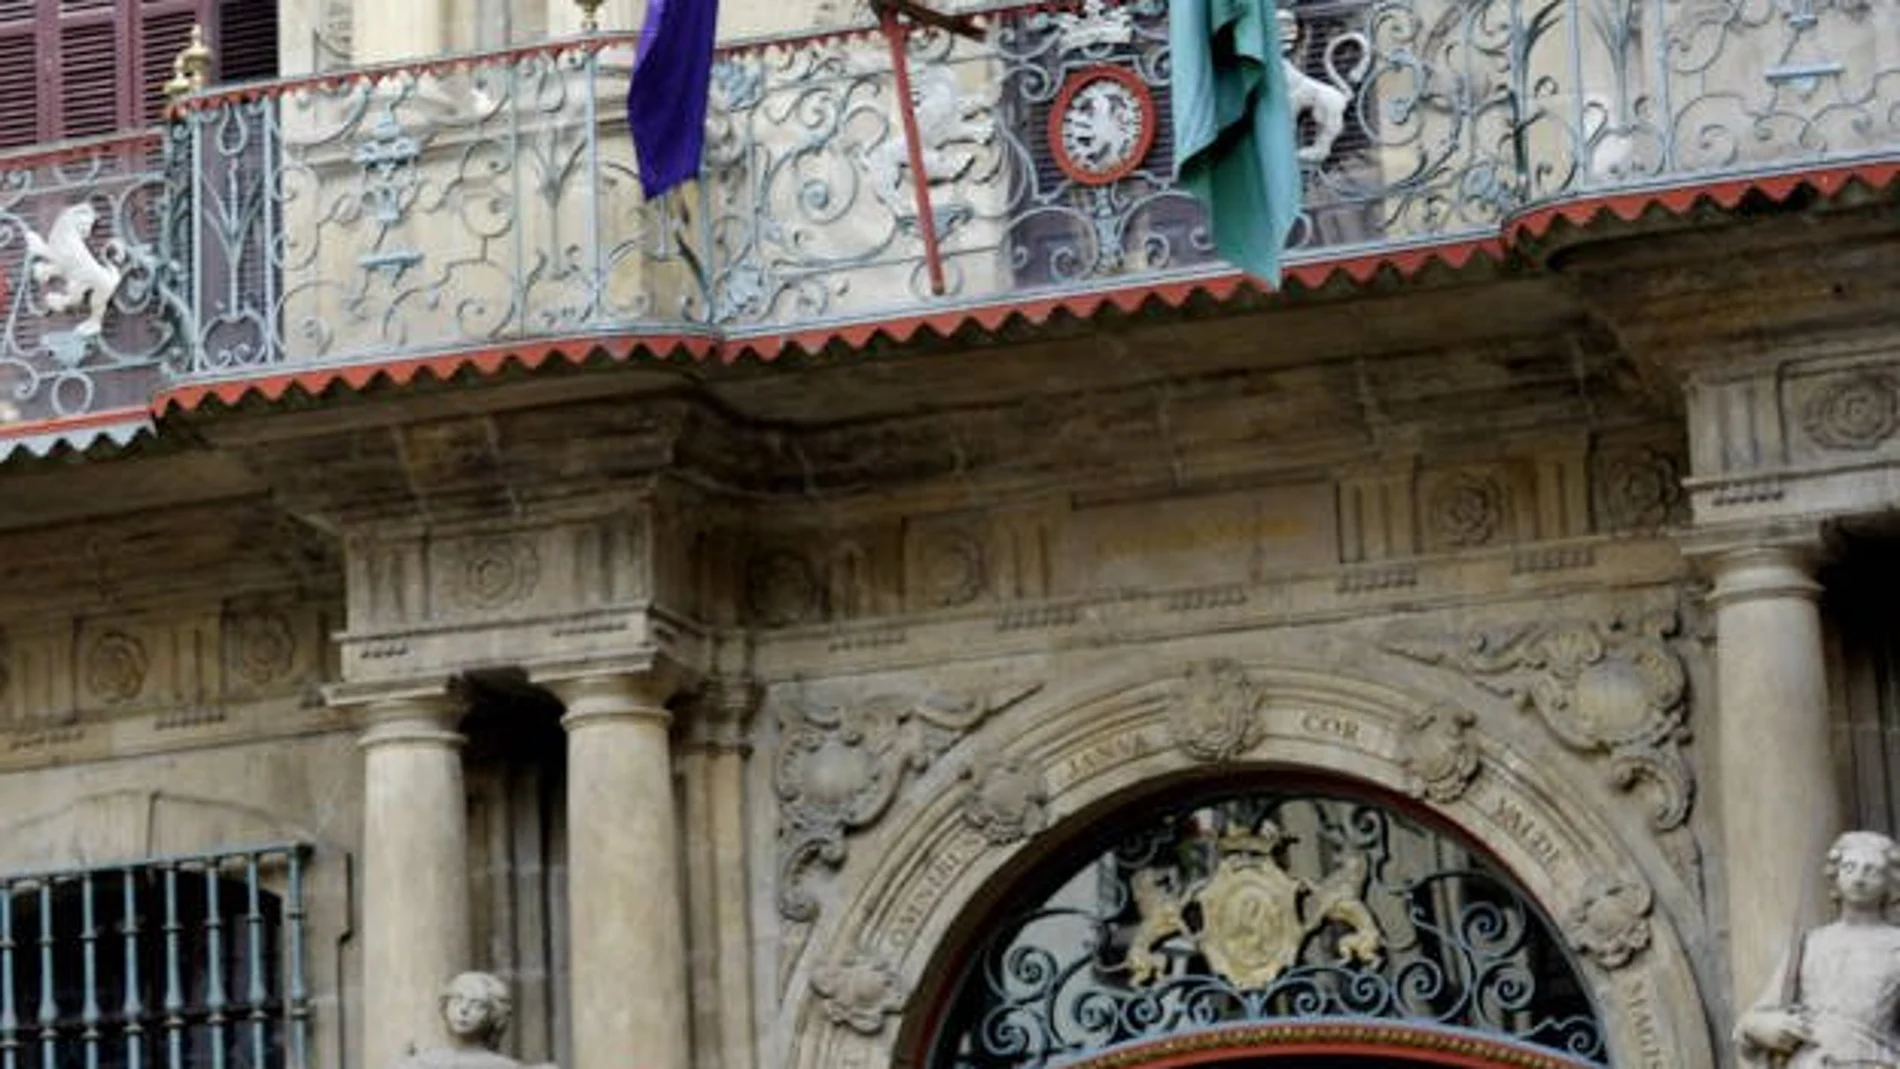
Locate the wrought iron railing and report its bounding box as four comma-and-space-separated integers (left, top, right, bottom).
0, 0, 1894, 435
0, 846, 310, 1069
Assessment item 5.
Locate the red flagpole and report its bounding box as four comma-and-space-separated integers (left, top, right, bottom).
879, 7, 949, 296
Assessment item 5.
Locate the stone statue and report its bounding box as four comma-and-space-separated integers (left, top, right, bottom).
1737, 831, 1900, 1068
398, 972, 553, 1069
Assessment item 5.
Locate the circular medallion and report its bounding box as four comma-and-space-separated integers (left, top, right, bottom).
1048, 65, 1156, 186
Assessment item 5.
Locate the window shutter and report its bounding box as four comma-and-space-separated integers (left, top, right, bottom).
0, 2, 40, 149
54, 5, 122, 139
136, 2, 202, 125
214, 0, 276, 83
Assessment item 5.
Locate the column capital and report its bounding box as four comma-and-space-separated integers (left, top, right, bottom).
331, 683, 467, 749
1679, 518, 1831, 605
679, 678, 759, 755
537, 661, 682, 730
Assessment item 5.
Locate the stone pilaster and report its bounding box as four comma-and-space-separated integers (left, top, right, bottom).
1695, 525, 1840, 1012
680, 682, 758, 1069
545, 669, 690, 1069
357, 691, 472, 1069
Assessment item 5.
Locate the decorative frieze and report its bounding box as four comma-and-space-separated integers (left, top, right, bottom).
1381, 609, 1694, 829
774, 683, 1042, 921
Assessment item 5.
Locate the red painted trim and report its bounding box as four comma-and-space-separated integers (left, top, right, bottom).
1049, 65, 1158, 186
1504, 158, 1900, 244
0, 405, 150, 440
1053, 1022, 1599, 1069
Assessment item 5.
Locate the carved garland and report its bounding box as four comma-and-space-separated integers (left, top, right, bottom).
774, 683, 1042, 921
1380, 610, 1694, 829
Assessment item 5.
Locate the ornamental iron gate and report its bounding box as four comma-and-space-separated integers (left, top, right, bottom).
926, 788, 1604, 1068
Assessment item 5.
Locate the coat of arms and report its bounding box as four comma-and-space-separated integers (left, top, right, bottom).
1124, 818, 1384, 989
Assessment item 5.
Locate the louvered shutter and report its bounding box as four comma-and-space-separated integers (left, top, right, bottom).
0, 3, 40, 148
213, 0, 276, 82
137, 1, 202, 125
54, 0, 125, 140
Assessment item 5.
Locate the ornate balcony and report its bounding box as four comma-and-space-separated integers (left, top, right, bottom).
0, 0, 1896, 451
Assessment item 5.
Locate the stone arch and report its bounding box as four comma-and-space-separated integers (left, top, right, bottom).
784, 661, 1715, 1069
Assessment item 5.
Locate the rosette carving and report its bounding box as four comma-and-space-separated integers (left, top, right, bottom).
1169, 660, 1266, 762
1398, 705, 1480, 803
812, 952, 904, 1035
775, 682, 1042, 921
1567, 876, 1653, 969
85, 631, 148, 705
1801, 372, 1900, 451
1381, 610, 1693, 829
1427, 472, 1506, 548
960, 752, 1048, 845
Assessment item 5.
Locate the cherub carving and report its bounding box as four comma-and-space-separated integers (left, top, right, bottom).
1277, 7, 1370, 165
23, 203, 124, 338
861, 64, 995, 210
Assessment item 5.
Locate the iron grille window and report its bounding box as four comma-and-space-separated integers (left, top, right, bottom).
0, 847, 310, 1069
0, 0, 279, 152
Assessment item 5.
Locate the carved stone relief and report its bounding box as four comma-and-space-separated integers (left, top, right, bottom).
1566, 875, 1653, 970
1381, 610, 1694, 829
913, 528, 988, 609
84, 630, 149, 706
1168, 660, 1265, 762
959, 752, 1048, 845
1800, 371, 1900, 451
1593, 447, 1685, 531
748, 549, 823, 627
1397, 705, 1480, 802
438, 534, 541, 612
775, 683, 1042, 921
811, 952, 904, 1035
225, 610, 298, 690
1425, 471, 1508, 549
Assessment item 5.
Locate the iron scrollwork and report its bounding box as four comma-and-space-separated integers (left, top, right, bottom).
930, 792, 1605, 1068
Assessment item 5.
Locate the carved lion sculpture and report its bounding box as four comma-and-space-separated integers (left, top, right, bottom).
861, 64, 996, 211
24, 203, 123, 338
1278, 8, 1370, 166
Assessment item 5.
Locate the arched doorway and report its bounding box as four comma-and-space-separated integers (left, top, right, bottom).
911, 781, 1605, 1069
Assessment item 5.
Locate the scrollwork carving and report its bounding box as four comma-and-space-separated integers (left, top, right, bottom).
812, 952, 904, 1036
775, 682, 1043, 921
960, 752, 1048, 845
1566, 875, 1653, 970
1169, 660, 1265, 762
1380, 610, 1694, 829
1398, 705, 1480, 803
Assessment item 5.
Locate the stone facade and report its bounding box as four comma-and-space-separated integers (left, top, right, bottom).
0, 4, 1898, 1069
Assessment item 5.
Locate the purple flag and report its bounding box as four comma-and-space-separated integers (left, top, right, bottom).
628, 0, 721, 200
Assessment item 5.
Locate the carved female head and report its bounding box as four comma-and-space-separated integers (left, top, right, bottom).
1825, 830, 1900, 911
440, 971, 512, 1049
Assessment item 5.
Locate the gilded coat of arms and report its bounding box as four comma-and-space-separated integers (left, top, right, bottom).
1124, 819, 1384, 989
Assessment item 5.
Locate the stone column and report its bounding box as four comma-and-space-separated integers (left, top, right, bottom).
1705, 541, 1841, 1011
359, 694, 472, 1069
551, 672, 690, 1069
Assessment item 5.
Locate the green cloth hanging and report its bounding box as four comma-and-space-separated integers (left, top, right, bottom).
1169, 0, 1302, 285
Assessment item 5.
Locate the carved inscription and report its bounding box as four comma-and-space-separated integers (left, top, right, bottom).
1489, 792, 1564, 875
1298, 709, 1363, 746
1622, 976, 1669, 1068
883, 826, 990, 952
1047, 727, 1158, 795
